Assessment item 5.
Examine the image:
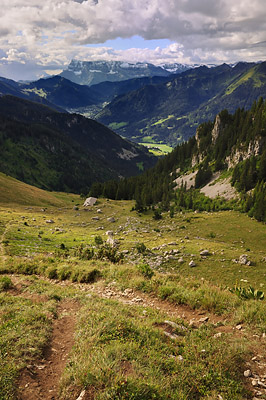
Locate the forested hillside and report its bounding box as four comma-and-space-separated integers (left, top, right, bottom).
0, 96, 156, 193
91, 98, 266, 222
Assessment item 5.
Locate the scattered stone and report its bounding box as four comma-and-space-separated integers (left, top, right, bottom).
168, 242, 177, 245
97, 209, 102, 213
236, 324, 242, 330
244, 369, 252, 377
178, 257, 184, 264
214, 332, 222, 338
200, 250, 210, 256
73, 206, 79, 211
198, 316, 209, 323
177, 355, 184, 361
45, 219, 54, 224
132, 297, 143, 303
92, 217, 99, 221
252, 379, 258, 387
189, 260, 196, 267
107, 217, 116, 223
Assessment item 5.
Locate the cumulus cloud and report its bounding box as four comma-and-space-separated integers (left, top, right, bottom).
0, 0, 265, 79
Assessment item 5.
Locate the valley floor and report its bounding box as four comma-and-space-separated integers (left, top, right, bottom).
0, 198, 266, 399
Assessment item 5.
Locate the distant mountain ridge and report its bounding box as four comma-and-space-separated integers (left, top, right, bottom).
97, 61, 266, 145
60, 60, 190, 86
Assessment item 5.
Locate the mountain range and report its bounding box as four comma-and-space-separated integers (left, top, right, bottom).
97, 62, 266, 146
2, 60, 266, 149
60, 59, 189, 86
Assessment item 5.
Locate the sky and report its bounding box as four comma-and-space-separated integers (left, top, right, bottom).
0, 0, 266, 81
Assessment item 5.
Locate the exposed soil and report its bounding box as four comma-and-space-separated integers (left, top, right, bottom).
17, 299, 80, 400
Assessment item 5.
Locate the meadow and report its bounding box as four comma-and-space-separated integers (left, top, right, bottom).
0, 183, 266, 399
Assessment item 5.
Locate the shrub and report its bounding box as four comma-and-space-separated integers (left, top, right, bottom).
229, 285, 264, 300
135, 242, 147, 254
137, 263, 154, 279
0, 276, 13, 291
95, 245, 124, 264
94, 235, 103, 246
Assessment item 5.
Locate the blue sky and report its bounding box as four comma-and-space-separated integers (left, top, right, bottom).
0, 0, 265, 81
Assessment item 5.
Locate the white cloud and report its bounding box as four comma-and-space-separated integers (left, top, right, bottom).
0, 0, 265, 80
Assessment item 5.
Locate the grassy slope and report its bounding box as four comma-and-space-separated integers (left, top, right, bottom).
0, 172, 78, 207
0, 185, 266, 399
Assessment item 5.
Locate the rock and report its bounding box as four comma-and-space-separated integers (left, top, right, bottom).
244, 369, 252, 377
97, 209, 102, 213
177, 355, 184, 361
236, 324, 242, 330
131, 297, 143, 303
251, 379, 258, 387
164, 331, 179, 340
45, 219, 54, 224
200, 250, 210, 256
189, 260, 196, 267
178, 257, 184, 264
76, 390, 86, 400
83, 197, 97, 207
73, 206, 79, 210
214, 332, 222, 338
198, 316, 209, 323
164, 320, 188, 331
239, 254, 251, 265
92, 216, 99, 221
107, 217, 116, 223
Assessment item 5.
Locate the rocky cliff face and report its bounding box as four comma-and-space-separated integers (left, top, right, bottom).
226, 138, 265, 169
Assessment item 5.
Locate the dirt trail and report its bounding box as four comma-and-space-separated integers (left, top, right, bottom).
18, 299, 80, 400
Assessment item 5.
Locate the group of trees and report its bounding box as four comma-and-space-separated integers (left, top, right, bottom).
89, 98, 266, 222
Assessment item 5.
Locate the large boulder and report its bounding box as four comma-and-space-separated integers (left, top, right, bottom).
83, 197, 97, 207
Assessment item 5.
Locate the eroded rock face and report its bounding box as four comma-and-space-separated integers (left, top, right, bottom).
226, 138, 264, 169
211, 114, 222, 145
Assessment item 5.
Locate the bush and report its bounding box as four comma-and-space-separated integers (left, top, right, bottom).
95, 244, 124, 264
135, 242, 147, 254
94, 235, 103, 246
137, 263, 154, 279
0, 276, 13, 291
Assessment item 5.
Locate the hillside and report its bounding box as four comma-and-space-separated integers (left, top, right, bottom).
0, 77, 65, 112
0, 173, 78, 206
97, 62, 266, 146
19, 76, 100, 110
93, 98, 266, 222
0, 96, 156, 193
